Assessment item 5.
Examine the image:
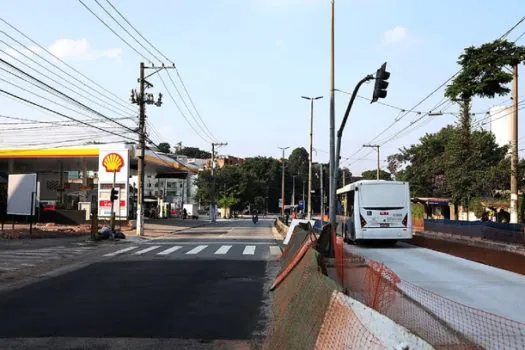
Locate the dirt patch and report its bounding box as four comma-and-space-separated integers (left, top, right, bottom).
411, 235, 525, 275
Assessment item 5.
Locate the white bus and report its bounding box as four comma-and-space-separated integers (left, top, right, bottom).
336, 180, 412, 244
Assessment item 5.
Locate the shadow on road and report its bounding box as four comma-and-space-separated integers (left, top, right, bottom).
0, 259, 270, 340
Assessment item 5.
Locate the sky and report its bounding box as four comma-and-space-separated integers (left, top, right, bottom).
1, 0, 525, 175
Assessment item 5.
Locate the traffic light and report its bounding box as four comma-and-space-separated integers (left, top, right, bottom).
371, 62, 390, 103
110, 188, 118, 201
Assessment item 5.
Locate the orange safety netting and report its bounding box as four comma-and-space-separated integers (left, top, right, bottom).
340, 247, 525, 349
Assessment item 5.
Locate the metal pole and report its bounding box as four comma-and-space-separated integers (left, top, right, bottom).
511, 64, 519, 223
278, 147, 289, 217
292, 175, 296, 207
211, 143, 216, 222
136, 62, 145, 236
302, 181, 305, 209
320, 164, 324, 221
376, 146, 380, 180
329, 0, 336, 229
308, 99, 314, 220
110, 170, 116, 232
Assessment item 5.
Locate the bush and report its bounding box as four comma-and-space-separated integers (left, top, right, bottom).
412, 203, 425, 219
469, 198, 485, 219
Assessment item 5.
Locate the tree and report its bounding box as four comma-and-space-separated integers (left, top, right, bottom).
178, 146, 211, 159
287, 147, 309, 179
361, 169, 391, 180
387, 153, 404, 180
157, 142, 171, 154
444, 39, 525, 207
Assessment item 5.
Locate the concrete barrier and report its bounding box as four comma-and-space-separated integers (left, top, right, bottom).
265, 234, 432, 349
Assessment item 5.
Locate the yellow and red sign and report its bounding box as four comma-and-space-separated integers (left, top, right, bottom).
102, 152, 124, 172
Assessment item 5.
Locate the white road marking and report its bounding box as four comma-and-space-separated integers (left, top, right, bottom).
214, 245, 232, 255
269, 246, 281, 256
134, 246, 161, 255
157, 246, 182, 256
243, 245, 256, 255
104, 246, 138, 257
186, 245, 208, 255
0, 266, 19, 271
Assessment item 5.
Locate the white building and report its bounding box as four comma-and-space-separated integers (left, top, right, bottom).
489, 105, 512, 148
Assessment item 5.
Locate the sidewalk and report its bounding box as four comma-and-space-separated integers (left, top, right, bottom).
122, 217, 212, 238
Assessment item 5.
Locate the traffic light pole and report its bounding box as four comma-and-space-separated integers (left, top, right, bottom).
110, 170, 117, 236
333, 74, 374, 193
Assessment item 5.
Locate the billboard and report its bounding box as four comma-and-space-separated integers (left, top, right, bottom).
98, 147, 130, 219
7, 173, 37, 215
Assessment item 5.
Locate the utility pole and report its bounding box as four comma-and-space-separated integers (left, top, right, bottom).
320, 164, 324, 220
278, 147, 289, 217
211, 142, 228, 222
329, 0, 336, 229
511, 64, 519, 223
292, 175, 296, 207
363, 144, 381, 180
302, 95, 323, 220
131, 62, 172, 236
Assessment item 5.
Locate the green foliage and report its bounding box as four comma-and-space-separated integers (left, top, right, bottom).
361, 169, 391, 181
157, 142, 171, 153
287, 147, 309, 179
411, 203, 425, 219
218, 194, 239, 209
445, 39, 525, 102
469, 198, 485, 218
387, 153, 404, 179
178, 146, 211, 159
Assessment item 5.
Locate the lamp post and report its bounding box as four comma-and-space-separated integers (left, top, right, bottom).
301, 95, 323, 219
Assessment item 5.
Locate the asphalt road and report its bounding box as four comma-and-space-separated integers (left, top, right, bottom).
0, 218, 280, 349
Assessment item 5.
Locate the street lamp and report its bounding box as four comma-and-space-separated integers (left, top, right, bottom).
301, 95, 323, 219
278, 146, 290, 217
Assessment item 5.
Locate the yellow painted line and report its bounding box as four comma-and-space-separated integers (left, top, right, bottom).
0, 148, 99, 158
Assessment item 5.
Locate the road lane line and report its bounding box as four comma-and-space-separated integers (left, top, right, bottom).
134, 246, 161, 255
243, 245, 256, 255
157, 246, 182, 256
103, 246, 138, 257
214, 245, 232, 255
186, 245, 208, 255
269, 246, 281, 256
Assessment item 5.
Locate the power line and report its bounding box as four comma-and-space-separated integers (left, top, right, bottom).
158, 72, 212, 144
0, 88, 139, 142
165, 70, 217, 142
0, 44, 135, 120
348, 15, 525, 165
93, 0, 161, 62
0, 113, 132, 126
104, 0, 172, 63
0, 57, 139, 133
82, 0, 217, 143
77, 0, 153, 63
0, 17, 137, 114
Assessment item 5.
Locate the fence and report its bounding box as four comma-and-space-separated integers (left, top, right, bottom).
266, 223, 432, 349
423, 219, 525, 245
339, 245, 525, 349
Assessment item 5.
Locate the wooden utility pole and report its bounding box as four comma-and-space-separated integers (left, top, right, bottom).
511, 64, 519, 223
136, 62, 146, 236
132, 62, 173, 235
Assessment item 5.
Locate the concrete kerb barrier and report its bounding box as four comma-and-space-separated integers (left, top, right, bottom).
265, 226, 433, 349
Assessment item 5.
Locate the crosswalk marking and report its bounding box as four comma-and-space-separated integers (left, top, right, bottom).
134, 246, 161, 255
186, 245, 208, 255
269, 246, 281, 256
214, 245, 232, 255
104, 246, 138, 257
243, 245, 256, 255
157, 246, 182, 256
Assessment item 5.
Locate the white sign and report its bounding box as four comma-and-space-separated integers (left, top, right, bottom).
7, 173, 37, 215
98, 147, 130, 218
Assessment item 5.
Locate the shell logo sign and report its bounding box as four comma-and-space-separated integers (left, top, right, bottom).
102, 152, 125, 172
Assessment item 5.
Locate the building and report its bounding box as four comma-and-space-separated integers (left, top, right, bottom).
489, 105, 511, 148
207, 155, 245, 169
